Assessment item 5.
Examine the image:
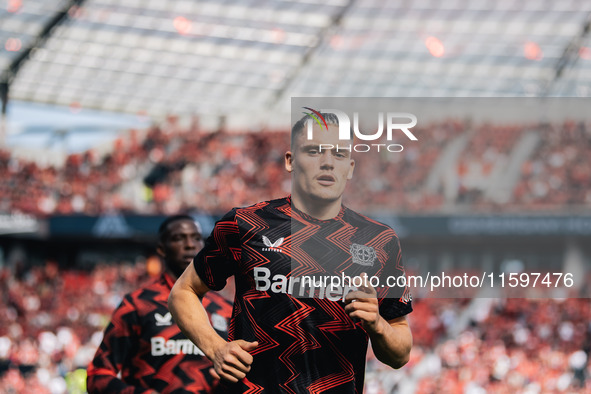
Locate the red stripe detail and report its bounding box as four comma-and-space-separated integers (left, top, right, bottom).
303, 107, 328, 130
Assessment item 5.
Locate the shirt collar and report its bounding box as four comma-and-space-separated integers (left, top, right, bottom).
162, 272, 175, 289
288, 195, 346, 223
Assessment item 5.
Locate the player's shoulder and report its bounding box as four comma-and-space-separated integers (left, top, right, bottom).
123, 276, 167, 305
344, 207, 399, 237
234, 196, 290, 217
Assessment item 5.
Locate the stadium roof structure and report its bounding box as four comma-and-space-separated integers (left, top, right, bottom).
1, 0, 591, 129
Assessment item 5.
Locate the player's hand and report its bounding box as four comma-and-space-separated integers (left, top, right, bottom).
209, 339, 258, 383
344, 273, 382, 334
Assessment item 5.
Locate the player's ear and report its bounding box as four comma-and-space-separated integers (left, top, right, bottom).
347, 159, 355, 180
285, 151, 294, 172
156, 242, 166, 258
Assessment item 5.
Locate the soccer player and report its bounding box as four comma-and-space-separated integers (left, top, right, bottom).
169, 114, 413, 393
87, 215, 232, 394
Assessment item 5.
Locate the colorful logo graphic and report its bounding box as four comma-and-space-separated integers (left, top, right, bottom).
299, 106, 418, 153
302, 107, 328, 130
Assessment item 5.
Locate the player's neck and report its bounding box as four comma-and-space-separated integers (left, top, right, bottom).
291, 194, 342, 220
164, 267, 179, 282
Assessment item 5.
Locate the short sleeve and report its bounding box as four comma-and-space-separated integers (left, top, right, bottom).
193, 209, 241, 291
377, 234, 413, 321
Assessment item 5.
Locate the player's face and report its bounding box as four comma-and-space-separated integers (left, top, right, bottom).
285, 123, 355, 206
158, 220, 204, 279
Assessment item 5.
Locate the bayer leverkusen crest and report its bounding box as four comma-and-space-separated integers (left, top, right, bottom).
349, 243, 377, 267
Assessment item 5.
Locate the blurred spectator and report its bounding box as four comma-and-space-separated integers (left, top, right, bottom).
514, 121, 591, 210
407, 298, 590, 393
0, 260, 152, 393
2, 117, 589, 216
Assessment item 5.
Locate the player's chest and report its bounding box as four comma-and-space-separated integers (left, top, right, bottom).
139, 302, 180, 338
238, 219, 385, 281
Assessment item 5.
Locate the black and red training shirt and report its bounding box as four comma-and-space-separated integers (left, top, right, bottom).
195, 196, 412, 393
87, 273, 232, 394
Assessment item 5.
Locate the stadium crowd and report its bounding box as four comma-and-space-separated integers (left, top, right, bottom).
0, 260, 152, 393
1, 116, 590, 392
1, 118, 590, 217
0, 260, 588, 393
0, 118, 289, 217
454, 122, 529, 207
412, 298, 589, 393
514, 121, 591, 209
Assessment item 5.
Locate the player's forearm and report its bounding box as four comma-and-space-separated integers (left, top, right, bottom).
368, 317, 412, 369
168, 282, 226, 360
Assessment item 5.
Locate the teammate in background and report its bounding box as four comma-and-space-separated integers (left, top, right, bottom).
169, 114, 413, 393
87, 215, 232, 394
